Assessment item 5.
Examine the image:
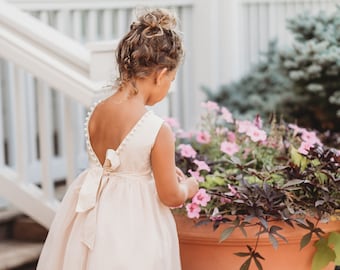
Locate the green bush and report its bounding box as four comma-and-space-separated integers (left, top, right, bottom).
208, 7, 340, 133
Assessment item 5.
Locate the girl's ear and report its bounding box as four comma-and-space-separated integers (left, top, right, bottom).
155, 68, 168, 86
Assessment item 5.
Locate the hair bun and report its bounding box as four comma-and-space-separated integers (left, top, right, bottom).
133, 9, 177, 38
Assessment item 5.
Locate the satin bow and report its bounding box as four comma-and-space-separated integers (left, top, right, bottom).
75, 149, 120, 249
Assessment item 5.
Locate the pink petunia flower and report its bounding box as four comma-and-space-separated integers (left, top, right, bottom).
298, 141, 314, 155
188, 169, 204, 182
164, 117, 180, 129
236, 120, 254, 134
221, 107, 234, 123
301, 130, 322, 146
192, 188, 211, 207
288, 124, 306, 136
210, 207, 223, 221
185, 203, 201, 219
178, 144, 197, 158
227, 131, 236, 143
246, 126, 267, 142
220, 141, 239, 156
196, 131, 211, 144
193, 160, 211, 172
201, 101, 219, 111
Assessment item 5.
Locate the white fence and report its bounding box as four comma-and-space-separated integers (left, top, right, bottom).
0, 0, 339, 223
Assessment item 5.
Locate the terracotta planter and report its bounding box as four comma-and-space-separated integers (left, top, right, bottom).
174, 214, 340, 270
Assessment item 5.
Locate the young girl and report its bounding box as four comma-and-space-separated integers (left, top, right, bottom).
36, 8, 199, 270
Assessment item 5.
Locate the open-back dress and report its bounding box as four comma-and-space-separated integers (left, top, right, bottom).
36, 103, 181, 270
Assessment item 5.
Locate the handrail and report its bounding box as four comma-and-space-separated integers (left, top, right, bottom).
5, 0, 194, 10
0, 1, 108, 107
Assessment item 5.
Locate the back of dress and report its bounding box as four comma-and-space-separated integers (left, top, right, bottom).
37, 109, 181, 270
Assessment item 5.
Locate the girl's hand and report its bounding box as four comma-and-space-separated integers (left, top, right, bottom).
175, 167, 185, 182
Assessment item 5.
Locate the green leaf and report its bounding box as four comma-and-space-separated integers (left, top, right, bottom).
240, 257, 252, 270
290, 146, 308, 171
201, 175, 225, 188
300, 232, 312, 249
312, 238, 336, 270
328, 232, 340, 264
220, 227, 235, 242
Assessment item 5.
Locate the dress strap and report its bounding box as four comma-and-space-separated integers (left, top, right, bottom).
84, 99, 103, 166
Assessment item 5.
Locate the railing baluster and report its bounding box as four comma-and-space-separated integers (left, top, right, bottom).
0, 60, 5, 167
63, 97, 76, 187
116, 9, 128, 38
37, 81, 54, 201
87, 10, 98, 42
103, 9, 113, 40
13, 67, 28, 181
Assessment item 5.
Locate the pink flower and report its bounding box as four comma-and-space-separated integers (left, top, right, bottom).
246, 126, 267, 142
228, 184, 238, 195
210, 207, 223, 221
227, 131, 236, 143
192, 188, 211, 207
193, 160, 211, 172
164, 117, 179, 129
227, 184, 241, 198
236, 120, 254, 133
288, 124, 306, 136
201, 101, 219, 111
186, 203, 201, 219
196, 131, 211, 144
298, 141, 314, 155
221, 107, 233, 123
178, 144, 197, 158
220, 141, 239, 156
301, 130, 322, 146
188, 169, 204, 182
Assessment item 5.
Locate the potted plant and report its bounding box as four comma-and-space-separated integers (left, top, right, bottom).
168, 101, 340, 270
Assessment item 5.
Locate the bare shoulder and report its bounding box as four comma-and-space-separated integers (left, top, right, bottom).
153, 122, 175, 149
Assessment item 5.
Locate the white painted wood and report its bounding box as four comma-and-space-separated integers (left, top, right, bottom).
37, 81, 54, 200
116, 9, 128, 38
87, 10, 98, 42
25, 73, 38, 165
63, 97, 76, 187
0, 60, 5, 167
87, 40, 118, 82
0, 166, 57, 228
103, 10, 113, 40
13, 67, 28, 182
4, 62, 16, 167
71, 10, 83, 42
6, 0, 194, 11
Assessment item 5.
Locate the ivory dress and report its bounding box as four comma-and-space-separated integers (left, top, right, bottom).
36, 106, 181, 270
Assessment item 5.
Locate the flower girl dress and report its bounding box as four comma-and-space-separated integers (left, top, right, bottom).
36, 105, 181, 270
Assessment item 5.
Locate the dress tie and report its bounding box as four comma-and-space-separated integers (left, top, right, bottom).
75, 149, 120, 249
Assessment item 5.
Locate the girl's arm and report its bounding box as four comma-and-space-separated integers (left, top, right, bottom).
151, 123, 199, 207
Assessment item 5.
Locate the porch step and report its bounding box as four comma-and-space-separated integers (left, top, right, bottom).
0, 206, 48, 270
0, 240, 43, 270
